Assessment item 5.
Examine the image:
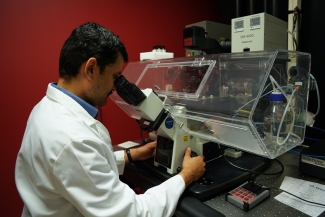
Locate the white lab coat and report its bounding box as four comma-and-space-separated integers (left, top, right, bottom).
15, 83, 185, 217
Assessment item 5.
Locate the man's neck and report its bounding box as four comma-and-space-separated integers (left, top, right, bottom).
57, 77, 85, 99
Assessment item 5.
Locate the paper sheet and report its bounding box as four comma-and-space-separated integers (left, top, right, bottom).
117, 141, 140, 149
275, 176, 325, 217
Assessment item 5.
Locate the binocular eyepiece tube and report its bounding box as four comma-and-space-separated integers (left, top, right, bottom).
114, 75, 146, 106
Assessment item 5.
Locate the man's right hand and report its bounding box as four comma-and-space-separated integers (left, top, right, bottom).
179, 148, 206, 187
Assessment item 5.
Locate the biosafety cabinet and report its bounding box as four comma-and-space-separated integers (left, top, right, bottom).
110, 50, 311, 159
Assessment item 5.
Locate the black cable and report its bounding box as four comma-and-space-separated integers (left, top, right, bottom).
140, 129, 145, 145
312, 126, 325, 133
292, 15, 297, 50
291, 6, 301, 51
296, 6, 302, 51
222, 153, 284, 176
218, 144, 284, 176
221, 144, 325, 207
265, 187, 325, 207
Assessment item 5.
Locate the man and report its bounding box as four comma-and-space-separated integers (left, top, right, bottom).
15, 22, 205, 217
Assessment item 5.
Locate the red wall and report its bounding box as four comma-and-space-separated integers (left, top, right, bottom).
0, 0, 220, 215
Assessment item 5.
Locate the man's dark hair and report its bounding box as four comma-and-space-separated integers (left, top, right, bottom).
59, 22, 128, 79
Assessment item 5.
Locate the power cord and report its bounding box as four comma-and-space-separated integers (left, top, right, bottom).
219, 144, 325, 207
264, 186, 325, 207
218, 144, 284, 176
312, 126, 325, 133
140, 129, 145, 144
288, 6, 301, 51
289, 149, 325, 159
305, 136, 319, 141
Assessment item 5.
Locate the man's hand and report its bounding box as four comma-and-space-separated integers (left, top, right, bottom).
125, 141, 156, 164
179, 148, 206, 187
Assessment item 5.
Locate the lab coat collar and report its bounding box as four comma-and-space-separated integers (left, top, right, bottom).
46, 83, 112, 147
50, 82, 98, 118
46, 83, 97, 127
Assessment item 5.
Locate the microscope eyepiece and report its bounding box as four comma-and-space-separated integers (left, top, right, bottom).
114, 75, 146, 106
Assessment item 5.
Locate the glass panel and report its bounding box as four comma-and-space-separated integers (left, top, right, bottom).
110, 50, 311, 159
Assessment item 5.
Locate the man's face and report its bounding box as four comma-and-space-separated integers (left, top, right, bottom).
89, 53, 124, 107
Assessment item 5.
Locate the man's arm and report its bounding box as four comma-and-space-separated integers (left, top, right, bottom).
54, 138, 186, 217
123, 142, 205, 187
123, 141, 156, 164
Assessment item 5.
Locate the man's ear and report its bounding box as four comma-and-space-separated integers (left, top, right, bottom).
84, 57, 98, 81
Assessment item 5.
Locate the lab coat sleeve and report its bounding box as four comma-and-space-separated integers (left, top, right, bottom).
53, 138, 185, 217
114, 150, 125, 175
135, 174, 185, 217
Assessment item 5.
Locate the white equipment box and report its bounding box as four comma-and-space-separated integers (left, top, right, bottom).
140, 52, 173, 61
231, 13, 287, 53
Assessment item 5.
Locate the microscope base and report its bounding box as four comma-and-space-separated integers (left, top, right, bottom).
137, 152, 271, 200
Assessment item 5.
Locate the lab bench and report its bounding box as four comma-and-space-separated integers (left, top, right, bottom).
114, 145, 325, 217
204, 152, 325, 217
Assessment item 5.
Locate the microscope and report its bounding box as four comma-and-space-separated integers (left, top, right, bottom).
113, 74, 213, 174
110, 50, 311, 181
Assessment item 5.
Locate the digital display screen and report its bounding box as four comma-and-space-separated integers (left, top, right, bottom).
250, 17, 260, 27
235, 20, 244, 30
